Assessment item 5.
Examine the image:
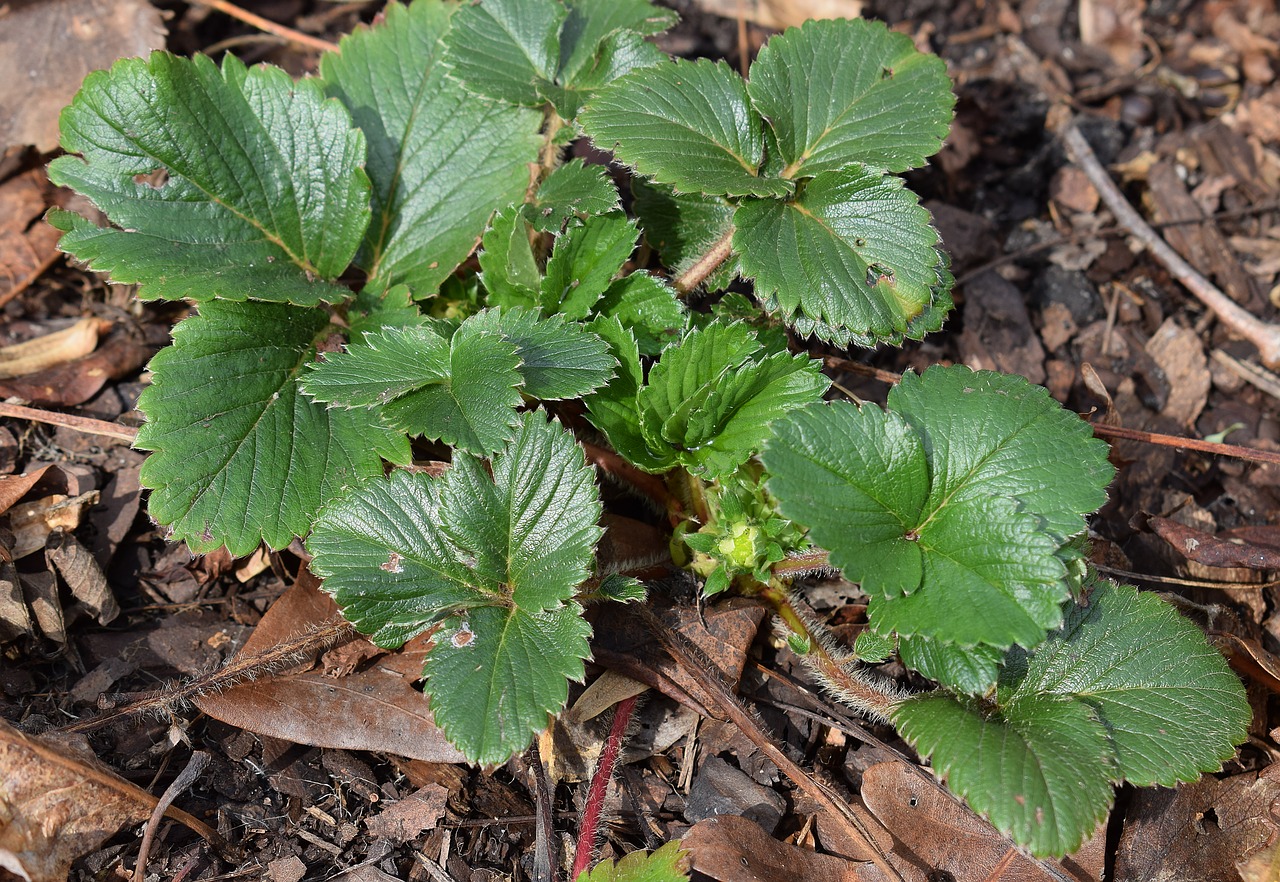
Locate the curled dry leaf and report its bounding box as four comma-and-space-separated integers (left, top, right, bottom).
0, 318, 103, 379
1149, 516, 1280, 570
682, 814, 864, 882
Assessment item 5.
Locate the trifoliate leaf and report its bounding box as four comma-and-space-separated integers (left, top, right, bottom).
888, 366, 1113, 540
764, 364, 1115, 649
581, 59, 792, 198
307, 411, 602, 764
321, 0, 540, 294
48, 53, 369, 305
136, 302, 406, 557
896, 635, 1003, 695
576, 842, 690, 882
443, 0, 565, 106
302, 318, 523, 455
428, 603, 591, 765
631, 321, 829, 478
556, 0, 678, 87
746, 18, 954, 177
734, 164, 946, 342
893, 580, 1250, 856
526, 159, 621, 233
595, 272, 687, 356
464, 307, 616, 400
541, 212, 638, 319
1003, 579, 1251, 788
583, 317, 661, 471
893, 691, 1115, 858
479, 205, 542, 309
630, 180, 739, 292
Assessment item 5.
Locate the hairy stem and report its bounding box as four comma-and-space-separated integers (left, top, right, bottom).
674, 225, 735, 295
571, 695, 638, 880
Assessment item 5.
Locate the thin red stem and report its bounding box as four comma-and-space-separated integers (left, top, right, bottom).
571, 695, 638, 880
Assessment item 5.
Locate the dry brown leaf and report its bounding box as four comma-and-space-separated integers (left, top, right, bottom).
689, 0, 862, 31
0, 318, 102, 379
195, 570, 467, 764
45, 528, 118, 626
0, 718, 215, 882
363, 784, 449, 844
0, 0, 166, 152
9, 491, 99, 560
0, 171, 62, 306
0, 323, 156, 407
682, 814, 867, 882
1145, 318, 1211, 428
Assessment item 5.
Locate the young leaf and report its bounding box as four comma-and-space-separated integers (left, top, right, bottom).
734, 164, 947, 341
556, 0, 678, 87
463, 307, 616, 400
526, 159, 621, 233
630, 180, 739, 292
307, 411, 602, 763
763, 366, 1114, 648
541, 212, 638, 319
595, 272, 687, 356
321, 0, 541, 295
479, 205, 543, 309
443, 0, 565, 106
576, 842, 690, 882
893, 580, 1250, 856
48, 53, 369, 305
547, 28, 669, 120
746, 18, 954, 178
136, 302, 407, 557
303, 318, 523, 455
581, 59, 792, 198
583, 317, 662, 471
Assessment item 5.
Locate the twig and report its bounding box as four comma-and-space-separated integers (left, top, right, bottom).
186, 0, 339, 54
571, 695, 638, 880
0, 401, 138, 442
1060, 123, 1280, 367
674, 226, 735, 295
1089, 422, 1280, 466
135, 751, 211, 880
529, 740, 558, 882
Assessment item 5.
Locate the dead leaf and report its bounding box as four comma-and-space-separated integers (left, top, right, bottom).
8, 491, 99, 560
363, 784, 449, 844
688, 0, 863, 31
0, 171, 62, 306
682, 814, 865, 882
1149, 516, 1280, 570
1145, 318, 1210, 428
0, 0, 166, 152
1216, 632, 1280, 695
0, 552, 31, 642
194, 570, 467, 764
0, 318, 102, 379
45, 528, 118, 626
859, 761, 1105, 882
957, 271, 1047, 385
0, 323, 157, 407
0, 718, 215, 882
21, 571, 65, 644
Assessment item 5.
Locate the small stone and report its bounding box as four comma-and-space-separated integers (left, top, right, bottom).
684, 756, 786, 834
268, 855, 306, 882
1033, 265, 1104, 325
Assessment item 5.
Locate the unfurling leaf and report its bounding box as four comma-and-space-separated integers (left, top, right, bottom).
526, 158, 621, 232
764, 365, 1113, 649
136, 302, 407, 557
893, 580, 1251, 857
307, 410, 602, 763
321, 0, 540, 295
49, 52, 369, 305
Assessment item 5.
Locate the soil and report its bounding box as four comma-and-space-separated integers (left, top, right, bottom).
2, 1, 1280, 880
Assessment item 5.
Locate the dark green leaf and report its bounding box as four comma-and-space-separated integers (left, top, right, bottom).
443, 0, 565, 106
897, 634, 1003, 695
541, 211, 638, 318
526, 159, 621, 232
595, 272, 687, 356
630, 180, 739, 292
464, 307, 616, 400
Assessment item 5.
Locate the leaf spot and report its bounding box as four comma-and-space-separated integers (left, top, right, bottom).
380, 551, 404, 573
133, 168, 169, 189
451, 621, 476, 648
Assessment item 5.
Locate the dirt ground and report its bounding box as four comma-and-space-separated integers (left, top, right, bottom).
2, 0, 1280, 880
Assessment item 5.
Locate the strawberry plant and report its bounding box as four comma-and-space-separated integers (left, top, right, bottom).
47, 0, 1249, 858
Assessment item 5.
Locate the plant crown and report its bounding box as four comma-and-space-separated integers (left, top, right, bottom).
48, 0, 1249, 857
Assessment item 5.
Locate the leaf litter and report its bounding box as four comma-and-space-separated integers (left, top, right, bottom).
5, 0, 1280, 879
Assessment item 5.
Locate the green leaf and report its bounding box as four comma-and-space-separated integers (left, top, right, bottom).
136, 302, 406, 557
464, 307, 616, 400
321, 0, 541, 294
888, 366, 1113, 540
307, 411, 602, 763
746, 18, 954, 177
630, 180, 739, 292
1004, 579, 1251, 787
546, 28, 669, 120
734, 164, 947, 342
583, 317, 661, 471
581, 59, 792, 198
443, 0, 565, 106
590, 573, 647, 604
576, 842, 690, 882
526, 159, 621, 233
893, 580, 1250, 856
897, 634, 1003, 695
303, 317, 523, 455
595, 272, 687, 356
556, 0, 677, 87
764, 365, 1114, 649
893, 691, 1115, 858
479, 205, 543, 309
541, 212, 638, 319
632, 321, 829, 478
48, 53, 369, 305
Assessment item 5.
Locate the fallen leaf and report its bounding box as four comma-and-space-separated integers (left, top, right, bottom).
1149, 516, 1280, 570
45, 528, 118, 626
1145, 318, 1211, 428
195, 570, 467, 764
687, 0, 864, 30
0, 0, 166, 152
0, 318, 102, 379
682, 814, 865, 882
0, 323, 157, 407
364, 784, 448, 844
0, 171, 61, 305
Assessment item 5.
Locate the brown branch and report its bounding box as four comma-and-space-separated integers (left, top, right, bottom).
1060, 123, 1280, 367
1088, 422, 1280, 466
674, 225, 735, 295
0, 402, 138, 442
187, 0, 339, 54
